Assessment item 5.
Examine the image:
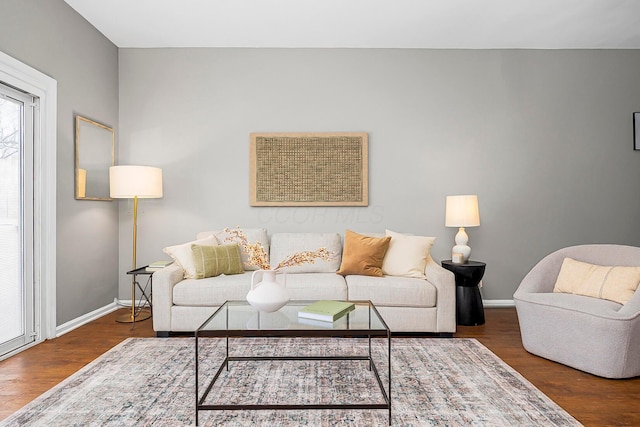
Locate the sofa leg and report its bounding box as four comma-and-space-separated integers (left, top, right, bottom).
156, 331, 170, 338
437, 332, 454, 338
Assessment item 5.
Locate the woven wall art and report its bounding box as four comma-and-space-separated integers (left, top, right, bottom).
250, 132, 368, 206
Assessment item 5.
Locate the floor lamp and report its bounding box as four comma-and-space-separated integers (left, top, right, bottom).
110, 165, 163, 323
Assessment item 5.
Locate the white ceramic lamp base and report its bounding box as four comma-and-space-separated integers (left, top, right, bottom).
452, 227, 471, 264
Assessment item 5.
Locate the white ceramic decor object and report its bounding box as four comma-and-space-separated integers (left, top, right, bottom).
247, 270, 290, 312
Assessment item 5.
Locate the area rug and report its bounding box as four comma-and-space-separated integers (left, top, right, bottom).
0, 337, 581, 426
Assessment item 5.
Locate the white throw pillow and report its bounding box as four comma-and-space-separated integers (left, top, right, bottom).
553, 257, 640, 304
163, 235, 218, 279
381, 229, 436, 279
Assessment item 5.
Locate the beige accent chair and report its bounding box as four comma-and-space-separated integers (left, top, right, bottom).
514, 244, 640, 379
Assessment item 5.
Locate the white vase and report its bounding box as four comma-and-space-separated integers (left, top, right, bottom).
246, 270, 290, 312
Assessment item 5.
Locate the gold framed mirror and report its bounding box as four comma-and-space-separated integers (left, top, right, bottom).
75, 115, 114, 200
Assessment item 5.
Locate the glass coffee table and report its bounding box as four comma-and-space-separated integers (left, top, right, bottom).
195, 300, 391, 425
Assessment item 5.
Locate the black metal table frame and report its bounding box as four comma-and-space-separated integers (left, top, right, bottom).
125, 267, 153, 326
195, 300, 392, 425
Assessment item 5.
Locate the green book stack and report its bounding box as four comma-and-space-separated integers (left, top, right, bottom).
298, 300, 355, 322
146, 260, 173, 272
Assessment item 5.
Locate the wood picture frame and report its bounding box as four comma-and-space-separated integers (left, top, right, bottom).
250, 132, 368, 206
75, 115, 114, 201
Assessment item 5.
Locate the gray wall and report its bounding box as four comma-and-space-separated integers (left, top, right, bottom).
119, 48, 640, 301
0, 0, 119, 324
2, 3, 638, 324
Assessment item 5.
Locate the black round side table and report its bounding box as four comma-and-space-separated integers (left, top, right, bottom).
441, 260, 486, 326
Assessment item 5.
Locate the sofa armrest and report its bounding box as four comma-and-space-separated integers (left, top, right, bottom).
152, 264, 184, 332
425, 255, 456, 333
514, 255, 564, 299
618, 287, 640, 317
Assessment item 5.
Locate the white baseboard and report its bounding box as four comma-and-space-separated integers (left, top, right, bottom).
56, 298, 152, 337
483, 299, 515, 308
114, 298, 150, 308
55, 302, 119, 337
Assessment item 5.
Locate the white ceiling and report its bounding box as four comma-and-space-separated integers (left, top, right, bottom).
63, 0, 640, 49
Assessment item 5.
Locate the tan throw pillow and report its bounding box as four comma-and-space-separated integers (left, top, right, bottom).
381, 229, 436, 278
337, 230, 391, 277
191, 244, 244, 279
553, 257, 640, 304
163, 235, 218, 279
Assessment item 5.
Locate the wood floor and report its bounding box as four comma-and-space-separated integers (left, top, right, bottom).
0, 307, 638, 426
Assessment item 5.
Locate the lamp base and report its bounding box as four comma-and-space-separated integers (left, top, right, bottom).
452, 227, 472, 263
115, 310, 151, 323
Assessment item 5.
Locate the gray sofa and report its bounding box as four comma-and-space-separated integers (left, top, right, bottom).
152, 229, 456, 336
514, 244, 640, 378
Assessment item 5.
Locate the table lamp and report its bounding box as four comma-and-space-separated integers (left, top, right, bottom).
110, 165, 163, 323
445, 195, 480, 264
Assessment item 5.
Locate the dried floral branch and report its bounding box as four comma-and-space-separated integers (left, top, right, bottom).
223, 226, 335, 271
274, 247, 333, 270
223, 226, 270, 270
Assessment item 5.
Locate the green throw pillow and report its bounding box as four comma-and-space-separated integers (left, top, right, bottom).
190, 243, 244, 279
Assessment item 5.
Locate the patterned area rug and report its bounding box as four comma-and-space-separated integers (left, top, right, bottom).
1, 338, 581, 426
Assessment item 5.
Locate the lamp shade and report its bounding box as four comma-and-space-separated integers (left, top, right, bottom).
445, 195, 480, 227
109, 165, 163, 199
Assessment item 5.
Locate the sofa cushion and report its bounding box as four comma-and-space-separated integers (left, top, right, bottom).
337, 230, 391, 277
197, 228, 269, 271
270, 233, 342, 273
382, 229, 436, 279
516, 290, 626, 318
163, 235, 218, 279
173, 272, 253, 306
346, 275, 437, 307
282, 272, 348, 300
553, 257, 640, 304
191, 244, 244, 279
